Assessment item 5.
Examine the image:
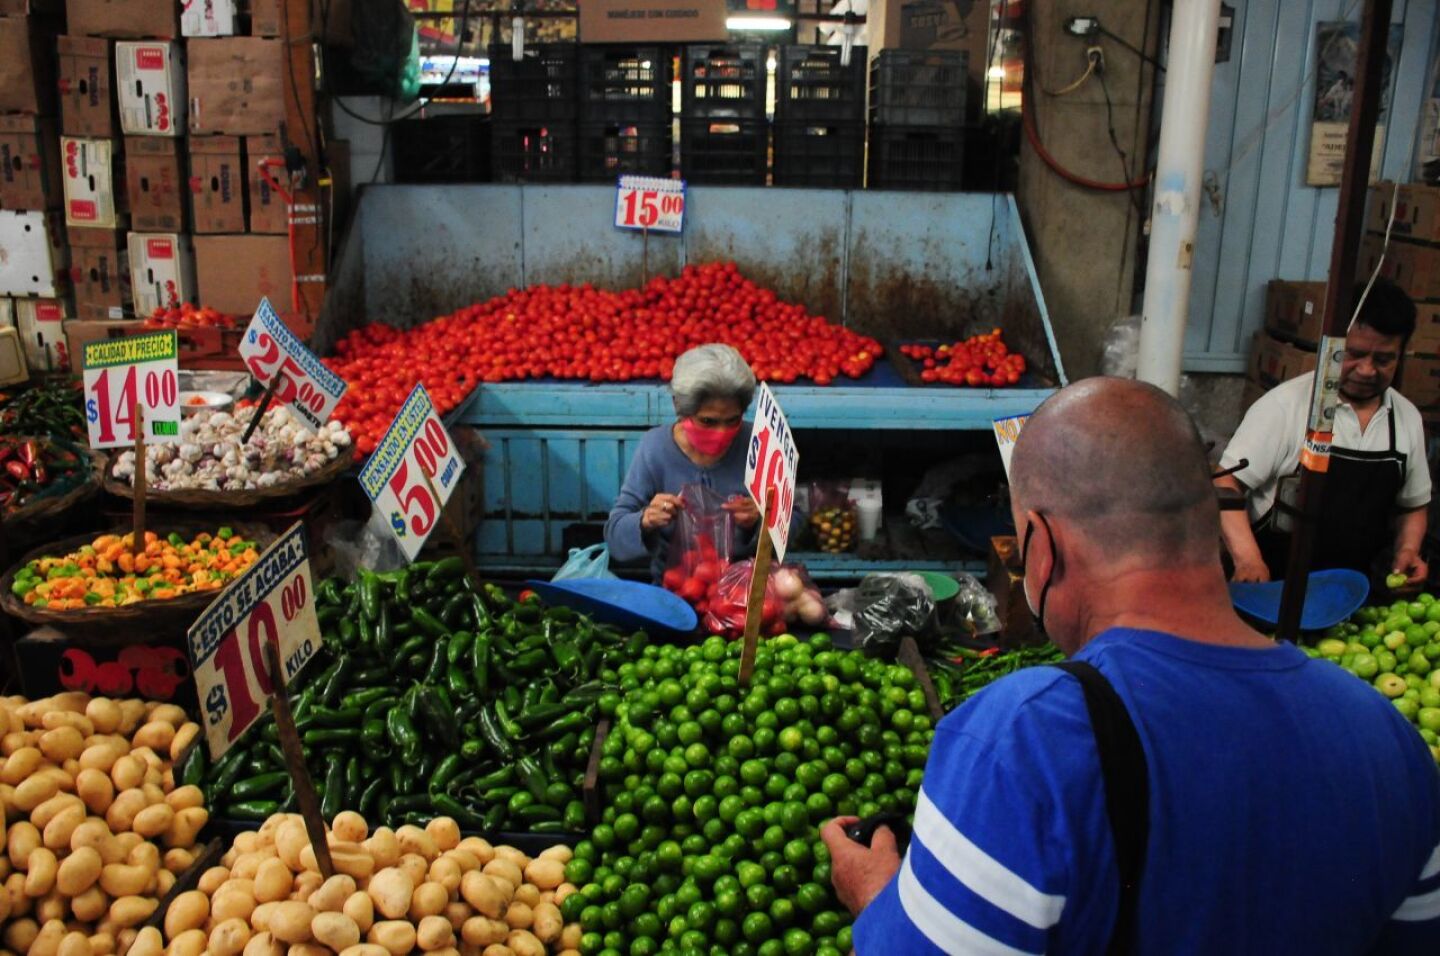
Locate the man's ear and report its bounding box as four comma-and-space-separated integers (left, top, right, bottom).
1023, 510, 1055, 581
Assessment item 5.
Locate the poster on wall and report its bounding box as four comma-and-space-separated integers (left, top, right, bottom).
1306, 21, 1405, 187
1420, 52, 1440, 181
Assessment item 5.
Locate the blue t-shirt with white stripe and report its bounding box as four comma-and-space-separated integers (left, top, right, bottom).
855, 628, 1440, 955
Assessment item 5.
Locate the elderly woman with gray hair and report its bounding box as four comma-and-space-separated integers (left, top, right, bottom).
605, 344, 762, 582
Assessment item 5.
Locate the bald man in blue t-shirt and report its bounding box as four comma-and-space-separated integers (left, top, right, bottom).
823, 378, 1440, 955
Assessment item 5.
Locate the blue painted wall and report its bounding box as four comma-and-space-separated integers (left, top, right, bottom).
1184, 0, 1439, 372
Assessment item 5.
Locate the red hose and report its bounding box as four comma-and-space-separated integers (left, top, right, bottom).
1018, 10, 1151, 194
1021, 91, 1152, 191
257, 157, 303, 315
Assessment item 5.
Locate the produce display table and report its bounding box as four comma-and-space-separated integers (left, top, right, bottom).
318, 184, 1065, 579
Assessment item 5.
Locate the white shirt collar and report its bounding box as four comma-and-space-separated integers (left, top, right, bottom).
1335, 388, 1394, 432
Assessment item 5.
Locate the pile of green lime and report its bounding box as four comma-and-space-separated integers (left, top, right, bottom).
1314, 592, 1440, 762
559, 633, 934, 956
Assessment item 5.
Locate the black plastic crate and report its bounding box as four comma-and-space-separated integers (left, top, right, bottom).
393, 115, 492, 183
680, 118, 768, 185
579, 45, 674, 124
487, 43, 579, 123
776, 45, 866, 123
682, 44, 767, 120
772, 120, 863, 188
869, 49, 968, 127
868, 124, 964, 191
492, 121, 577, 183
578, 121, 673, 181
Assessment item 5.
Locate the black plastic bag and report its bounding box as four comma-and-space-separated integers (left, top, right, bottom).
853, 573, 937, 651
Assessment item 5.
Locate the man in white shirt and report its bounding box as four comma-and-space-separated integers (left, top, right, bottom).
1217, 278, 1430, 583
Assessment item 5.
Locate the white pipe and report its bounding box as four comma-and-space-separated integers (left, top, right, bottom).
1136, 0, 1222, 395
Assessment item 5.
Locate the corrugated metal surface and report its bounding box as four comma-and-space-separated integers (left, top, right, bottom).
477, 429, 644, 558
320, 186, 1063, 384
1185, 0, 1438, 372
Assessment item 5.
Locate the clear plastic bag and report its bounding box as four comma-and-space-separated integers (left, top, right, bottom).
853, 573, 937, 651
330, 513, 408, 577
703, 559, 781, 638
662, 483, 735, 609
553, 543, 617, 581
953, 572, 1001, 635
702, 560, 830, 638
772, 563, 830, 630
806, 480, 859, 553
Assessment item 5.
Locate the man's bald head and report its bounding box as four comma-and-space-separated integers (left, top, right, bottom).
1011, 378, 1219, 562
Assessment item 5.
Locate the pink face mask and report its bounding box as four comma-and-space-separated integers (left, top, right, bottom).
682, 418, 741, 456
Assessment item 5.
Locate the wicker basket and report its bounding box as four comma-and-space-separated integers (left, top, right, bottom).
0, 522, 276, 629
1, 439, 103, 529
102, 446, 355, 510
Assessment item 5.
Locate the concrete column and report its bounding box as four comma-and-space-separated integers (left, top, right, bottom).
1016, 0, 1160, 379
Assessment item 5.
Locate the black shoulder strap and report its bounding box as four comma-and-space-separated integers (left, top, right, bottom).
1052, 660, 1149, 955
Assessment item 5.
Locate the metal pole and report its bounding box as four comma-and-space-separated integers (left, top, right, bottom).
1135, 0, 1222, 395
1277, 0, 1394, 642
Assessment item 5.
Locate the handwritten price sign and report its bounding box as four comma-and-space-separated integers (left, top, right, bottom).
992, 414, 1030, 479
745, 384, 800, 562
187, 523, 320, 759
239, 298, 348, 432
82, 330, 181, 449
615, 175, 686, 234
358, 384, 465, 562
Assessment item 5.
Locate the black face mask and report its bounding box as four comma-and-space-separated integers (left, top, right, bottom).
1021, 512, 1056, 635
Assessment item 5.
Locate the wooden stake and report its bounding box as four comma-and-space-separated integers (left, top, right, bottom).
642, 226, 649, 285
132, 403, 146, 556
897, 636, 945, 721
419, 465, 480, 585
241, 377, 280, 445
739, 491, 777, 687
265, 642, 334, 879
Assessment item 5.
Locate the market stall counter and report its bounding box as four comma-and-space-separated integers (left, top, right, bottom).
315, 185, 1064, 579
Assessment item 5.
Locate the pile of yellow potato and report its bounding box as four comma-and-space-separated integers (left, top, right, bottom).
128, 811, 581, 956
0, 692, 209, 956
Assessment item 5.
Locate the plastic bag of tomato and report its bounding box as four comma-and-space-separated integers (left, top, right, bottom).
899, 330, 1028, 387
325, 262, 885, 456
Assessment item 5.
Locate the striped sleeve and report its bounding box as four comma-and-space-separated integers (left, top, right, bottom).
853, 671, 1116, 955
1370, 838, 1440, 954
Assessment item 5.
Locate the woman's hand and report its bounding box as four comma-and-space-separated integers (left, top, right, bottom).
641, 493, 684, 532
723, 494, 761, 529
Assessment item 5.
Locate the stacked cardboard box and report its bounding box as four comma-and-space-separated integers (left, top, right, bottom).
50, 2, 188, 367
186, 35, 316, 341
52, 0, 338, 369
0, 0, 70, 374
1243, 280, 1324, 410
3, 0, 334, 374
1364, 182, 1440, 418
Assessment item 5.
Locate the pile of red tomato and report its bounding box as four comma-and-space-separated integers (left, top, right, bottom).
900, 330, 1028, 387
326, 262, 885, 455
142, 304, 238, 330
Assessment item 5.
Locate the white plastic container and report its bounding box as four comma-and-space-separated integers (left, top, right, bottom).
856, 497, 883, 542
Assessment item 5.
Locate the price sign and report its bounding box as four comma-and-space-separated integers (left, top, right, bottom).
239, 298, 348, 432
358, 383, 465, 562
82, 330, 181, 449
744, 384, 800, 562
992, 414, 1030, 479
614, 175, 686, 234
187, 523, 321, 759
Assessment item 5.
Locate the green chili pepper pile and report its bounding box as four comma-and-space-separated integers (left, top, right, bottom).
0, 378, 87, 440
926, 643, 1064, 711
197, 557, 648, 833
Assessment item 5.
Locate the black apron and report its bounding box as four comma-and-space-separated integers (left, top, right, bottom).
1255, 410, 1407, 578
